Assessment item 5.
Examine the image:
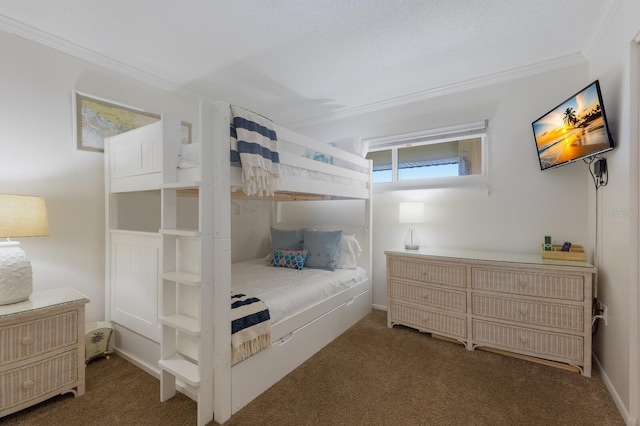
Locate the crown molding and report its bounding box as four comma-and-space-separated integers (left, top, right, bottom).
581, 0, 623, 60
0, 15, 203, 101
286, 53, 587, 129
0, 14, 591, 129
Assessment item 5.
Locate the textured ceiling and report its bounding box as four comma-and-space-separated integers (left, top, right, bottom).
0, 0, 616, 125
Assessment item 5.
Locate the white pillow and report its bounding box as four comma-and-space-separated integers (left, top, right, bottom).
336, 234, 362, 269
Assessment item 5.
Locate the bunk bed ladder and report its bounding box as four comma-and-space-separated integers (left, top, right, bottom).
157, 113, 215, 426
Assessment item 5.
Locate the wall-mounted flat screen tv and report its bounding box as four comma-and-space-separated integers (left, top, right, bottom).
532, 80, 614, 171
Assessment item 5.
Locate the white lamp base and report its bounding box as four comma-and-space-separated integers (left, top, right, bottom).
404, 226, 420, 250
0, 241, 33, 305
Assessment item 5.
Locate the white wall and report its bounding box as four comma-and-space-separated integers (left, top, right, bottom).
299, 64, 592, 308
587, 0, 640, 422
0, 31, 199, 322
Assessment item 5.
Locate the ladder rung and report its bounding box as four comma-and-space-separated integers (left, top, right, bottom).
159, 355, 200, 387
160, 314, 200, 336
163, 271, 201, 286
160, 228, 201, 237
163, 181, 201, 189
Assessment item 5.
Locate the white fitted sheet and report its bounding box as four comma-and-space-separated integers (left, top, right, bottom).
231, 258, 366, 325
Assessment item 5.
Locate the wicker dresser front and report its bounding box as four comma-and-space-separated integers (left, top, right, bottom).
385, 248, 595, 377
0, 288, 89, 418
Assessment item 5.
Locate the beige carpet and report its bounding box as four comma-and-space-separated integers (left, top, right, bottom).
3, 309, 624, 425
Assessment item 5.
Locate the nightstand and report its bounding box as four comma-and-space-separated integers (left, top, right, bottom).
0, 287, 89, 417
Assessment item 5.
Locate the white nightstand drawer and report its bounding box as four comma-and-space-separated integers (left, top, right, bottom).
388, 258, 466, 288
471, 268, 584, 301
0, 311, 78, 367
472, 293, 584, 331
390, 279, 466, 313
472, 319, 584, 363
0, 349, 78, 412
389, 301, 467, 338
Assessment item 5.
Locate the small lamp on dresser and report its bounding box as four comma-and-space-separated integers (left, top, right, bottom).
399, 202, 424, 250
0, 194, 49, 305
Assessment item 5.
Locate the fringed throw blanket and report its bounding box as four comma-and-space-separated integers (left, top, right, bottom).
231, 293, 272, 365
230, 105, 280, 197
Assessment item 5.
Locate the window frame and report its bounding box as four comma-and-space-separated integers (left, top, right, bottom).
365, 121, 488, 192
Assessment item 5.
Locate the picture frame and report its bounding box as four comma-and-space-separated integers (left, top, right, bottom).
73, 92, 191, 152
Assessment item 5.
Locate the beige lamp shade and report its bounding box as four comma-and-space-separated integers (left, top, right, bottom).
0, 195, 49, 238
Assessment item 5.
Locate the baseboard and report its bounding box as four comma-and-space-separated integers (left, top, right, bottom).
593, 352, 636, 425
371, 303, 386, 311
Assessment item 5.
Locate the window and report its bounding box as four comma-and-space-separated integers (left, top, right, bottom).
365, 121, 487, 191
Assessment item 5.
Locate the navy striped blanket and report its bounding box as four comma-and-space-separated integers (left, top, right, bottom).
230, 105, 280, 197
231, 293, 272, 364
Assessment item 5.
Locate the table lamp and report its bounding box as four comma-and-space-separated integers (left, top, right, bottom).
399, 202, 424, 250
0, 194, 49, 305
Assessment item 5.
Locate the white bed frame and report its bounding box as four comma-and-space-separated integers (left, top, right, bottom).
104, 101, 372, 425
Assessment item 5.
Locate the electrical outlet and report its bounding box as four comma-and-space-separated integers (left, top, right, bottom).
599, 302, 608, 326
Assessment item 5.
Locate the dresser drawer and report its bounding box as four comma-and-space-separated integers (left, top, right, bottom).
472, 294, 584, 331
472, 319, 584, 362
0, 350, 78, 411
0, 311, 78, 367
471, 268, 584, 301
390, 279, 466, 313
388, 258, 466, 288
390, 301, 466, 338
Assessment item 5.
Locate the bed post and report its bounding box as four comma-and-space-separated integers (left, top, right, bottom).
210, 101, 232, 424
364, 159, 373, 301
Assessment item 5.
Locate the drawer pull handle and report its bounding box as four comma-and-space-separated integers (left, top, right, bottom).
518, 281, 528, 287
22, 336, 34, 345
520, 336, 529, 344
519, 308, 528, 316
22, 380, 34, 390
422, 292, 429, 300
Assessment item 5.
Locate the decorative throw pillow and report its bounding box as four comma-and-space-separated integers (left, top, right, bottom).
270, 249, 308, 270
271, 227, 304, 250
336, 234, 362, 269
303, 230, 342, 271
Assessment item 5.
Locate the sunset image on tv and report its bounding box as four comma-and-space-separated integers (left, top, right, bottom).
532, 81, 613, 170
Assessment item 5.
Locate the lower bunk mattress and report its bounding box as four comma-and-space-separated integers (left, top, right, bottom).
231, 258, 367, 326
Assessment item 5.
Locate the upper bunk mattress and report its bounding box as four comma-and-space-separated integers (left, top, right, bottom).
231, 258, 367, 325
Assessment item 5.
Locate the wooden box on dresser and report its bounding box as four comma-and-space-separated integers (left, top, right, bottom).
0, 288, 89, 418
385, 248, 596, 377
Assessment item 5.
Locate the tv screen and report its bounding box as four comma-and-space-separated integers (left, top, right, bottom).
532, 80, 614, 171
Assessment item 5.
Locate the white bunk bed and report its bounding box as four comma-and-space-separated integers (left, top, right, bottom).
104, 101, 372, 425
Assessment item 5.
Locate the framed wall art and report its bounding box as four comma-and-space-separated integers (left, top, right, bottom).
73, 92, 191, 152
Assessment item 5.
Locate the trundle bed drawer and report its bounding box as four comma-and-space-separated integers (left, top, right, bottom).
389, 280, 466, 313
0, 311, 78, 367
389, 301, 466, 339
471, 268, 584, 301
0, 350, 78, 412
472, 319, 584, 363
471, 293, 584, 331
388, 258, 466, 288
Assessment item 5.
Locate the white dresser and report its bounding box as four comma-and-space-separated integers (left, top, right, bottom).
0, 288, 89, 417
385, 248, 596, 376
